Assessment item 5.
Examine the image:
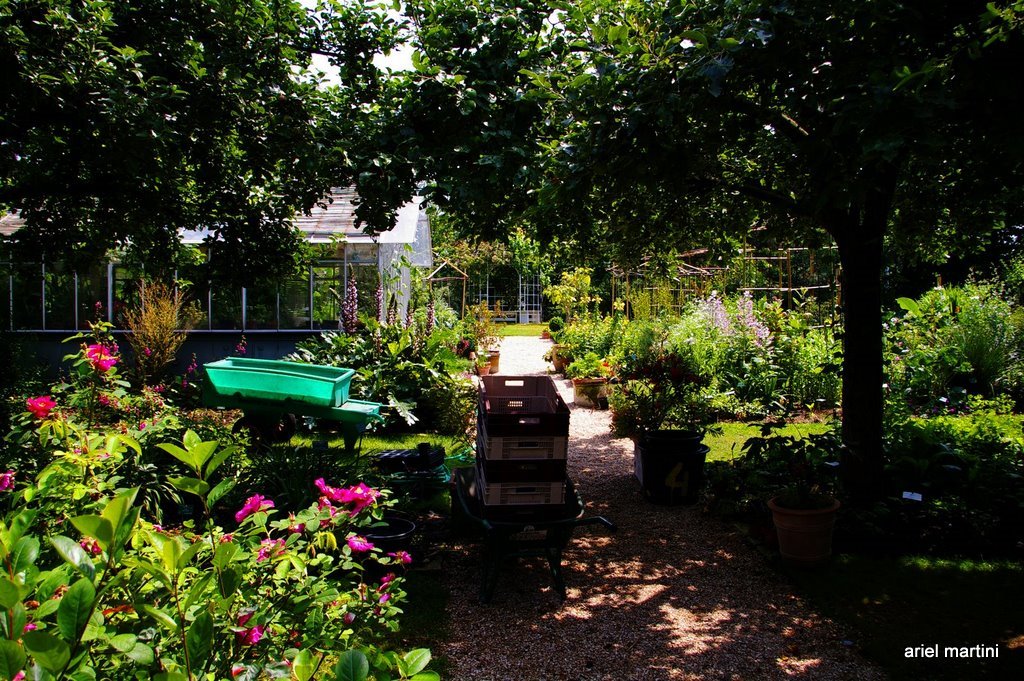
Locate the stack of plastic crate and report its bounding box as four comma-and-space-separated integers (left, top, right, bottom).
475, 376, 571, 519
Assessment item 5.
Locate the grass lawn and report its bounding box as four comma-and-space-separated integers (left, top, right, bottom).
498, 323, 548, 337
785, 555, 1024, 679
704, 419, 832, 461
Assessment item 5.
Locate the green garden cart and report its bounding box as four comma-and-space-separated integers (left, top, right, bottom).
201, 357, 383, 453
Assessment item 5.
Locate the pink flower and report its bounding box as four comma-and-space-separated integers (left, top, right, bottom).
380, 573, 395, 586
343, 612, 356, 625
235, 495, 274, 523
13, 672, 24, 681
79, 537, 102, 556
314, 479, 381, 514
23, 622, 37, 632
143, 347, 152, 357
0, 471, 14, 492
346, 535, 375, 553
26, 396, 56, 419
379, 593, 390, 604
231, 666, 246, 678
220, 534, 234, 543
388, 550, 413, 565
288, 516, 305, 534
257, 538, 285, 562
236, 625, 265, 645
138, 421, 146, 430
238, 612, 254, 627
86, 344, 118, 373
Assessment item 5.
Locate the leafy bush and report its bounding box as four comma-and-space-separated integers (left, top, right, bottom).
885, 284, 1023, 413
0, 352, 436, 679
558, 315, 618, 362
290, 319, 474, 433
565, 352, 610, 380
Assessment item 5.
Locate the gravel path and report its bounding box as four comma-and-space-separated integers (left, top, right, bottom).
441, 336, 883, 680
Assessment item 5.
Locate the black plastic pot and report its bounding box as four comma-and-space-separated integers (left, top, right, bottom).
364, 514, 417, 554
634, 430, 709, 505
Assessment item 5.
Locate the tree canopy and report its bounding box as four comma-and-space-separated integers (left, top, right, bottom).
392, 0, 1024, 495
0, 0, 401, 283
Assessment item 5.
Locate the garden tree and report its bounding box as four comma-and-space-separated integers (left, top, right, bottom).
396, 0, 1024, 498
0, 0, 401, 284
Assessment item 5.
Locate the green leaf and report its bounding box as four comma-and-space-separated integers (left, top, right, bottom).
218, 567, 241, 598
153, 673, 188, 681
402, 649, 431, 677
124, 642, 154, 665
7, 511, 37, 549
69, 517, 113, 552
207, 479, 235, 508
188, 441, 219, 471
182, 430, 201, 450
156, 443, 197, 471
182, 572, 214, 614
138, 604, 178, 633
680, 30, 708, 47
0, 579, 21, 609
168, 476, 210, 498
101, 488, 138, 528
212, 541, 238, 570
185, 611, 213, 669
175, 540, 204, 571
0, 639, 26, 680
57, 579, 96, 644
11, 537, 41, 576
22, 632, 69, 674
333, 650, 369, 681
205, 445, 237, 478
409, 673, 440, 681
896, 297, 919, 315
293, 649, 316, 681
160, 537, 182, 573
108, 634, 136, 654
49, 537, 95, 582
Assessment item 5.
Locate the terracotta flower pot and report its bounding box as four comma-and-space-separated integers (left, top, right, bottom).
572, 377, 609, 409
767, 496, 840, 567
488, 350, 500, 373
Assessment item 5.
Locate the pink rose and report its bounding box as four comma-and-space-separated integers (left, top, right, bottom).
26, 396, 56, 419
346, 535, 375, 553
235, 495, 274, 523
86, 344, 118, 373
0, 471, 14, 492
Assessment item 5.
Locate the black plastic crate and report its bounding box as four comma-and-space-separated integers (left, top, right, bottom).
478, 375, 569, 437
374, 445, 445, 473
475, 455, 567, 483
477, 418, 568, 461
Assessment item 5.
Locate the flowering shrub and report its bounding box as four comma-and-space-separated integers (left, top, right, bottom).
0, 419, 436, 680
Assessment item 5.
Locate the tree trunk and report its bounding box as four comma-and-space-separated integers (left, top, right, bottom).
835, 223, 886, 501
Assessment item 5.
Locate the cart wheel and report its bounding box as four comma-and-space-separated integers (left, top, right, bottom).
233, 413, 297, 445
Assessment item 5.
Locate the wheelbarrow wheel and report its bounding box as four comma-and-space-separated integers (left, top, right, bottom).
233, 413, 297, 445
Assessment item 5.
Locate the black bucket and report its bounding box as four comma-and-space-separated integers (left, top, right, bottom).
634, 430, 709, 505
364, 514, 417, 554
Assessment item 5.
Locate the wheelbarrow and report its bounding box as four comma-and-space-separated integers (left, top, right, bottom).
201, 357, 383, 454
452, 466, 616, 603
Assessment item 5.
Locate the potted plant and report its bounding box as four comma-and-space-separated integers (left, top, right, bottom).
543, 316, 565, 341
467, 301, 501, 372
609, 349, 717, 504
744, 431, 842, 566
565, 352, 612, 408
475, 352, 491, 376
